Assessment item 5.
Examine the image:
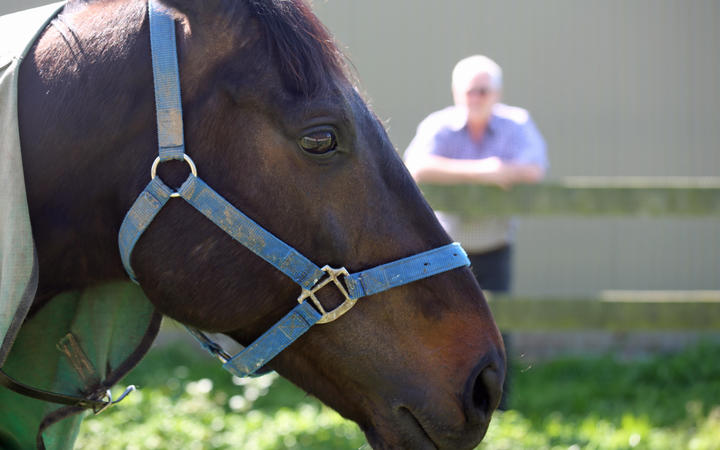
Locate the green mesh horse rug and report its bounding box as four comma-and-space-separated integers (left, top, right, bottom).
0, 5, 161, 449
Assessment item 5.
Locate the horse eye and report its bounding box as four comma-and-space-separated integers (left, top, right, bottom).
298, 131, 337, 155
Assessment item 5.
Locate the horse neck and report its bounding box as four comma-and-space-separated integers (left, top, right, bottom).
19, 0, 155, 298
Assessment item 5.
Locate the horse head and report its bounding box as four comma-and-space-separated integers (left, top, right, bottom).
19, 0, 505, 448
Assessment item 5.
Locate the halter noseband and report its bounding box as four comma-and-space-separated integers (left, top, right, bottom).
118, 1, 471, 378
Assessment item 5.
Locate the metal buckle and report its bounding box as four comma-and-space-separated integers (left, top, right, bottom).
297, 266, 356, 324
150, 154, 198, 198
92, 385, 137, 415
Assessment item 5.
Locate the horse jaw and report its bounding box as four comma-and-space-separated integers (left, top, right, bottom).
251, 270, 505, 450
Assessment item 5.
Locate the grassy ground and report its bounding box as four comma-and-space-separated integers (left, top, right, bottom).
75, 340, 720, 449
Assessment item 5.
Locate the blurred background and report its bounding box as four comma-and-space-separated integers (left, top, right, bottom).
309, 0, 720, 297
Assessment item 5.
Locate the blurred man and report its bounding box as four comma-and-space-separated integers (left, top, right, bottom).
404, 54, 548, 292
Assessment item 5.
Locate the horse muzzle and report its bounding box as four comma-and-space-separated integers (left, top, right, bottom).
363, 347, 505, 450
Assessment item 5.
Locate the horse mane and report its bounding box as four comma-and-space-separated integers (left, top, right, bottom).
244, 0, 348, 95
59, 0, 346, 95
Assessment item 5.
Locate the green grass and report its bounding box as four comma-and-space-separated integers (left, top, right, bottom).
483, 342, 720, 449
75, 341, 720, 449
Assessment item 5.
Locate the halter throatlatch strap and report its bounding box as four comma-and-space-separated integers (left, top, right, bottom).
0, 368, 111, 411
118, 0, 471, 378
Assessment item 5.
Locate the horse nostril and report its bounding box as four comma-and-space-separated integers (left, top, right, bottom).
475, 365, 503, 412
467, 355, 505, 420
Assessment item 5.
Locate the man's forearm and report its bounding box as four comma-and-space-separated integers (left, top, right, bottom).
407, 155, 503, 183
407, 155, 544, 186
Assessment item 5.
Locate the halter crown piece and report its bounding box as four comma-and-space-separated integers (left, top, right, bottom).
118, 1, 471, 378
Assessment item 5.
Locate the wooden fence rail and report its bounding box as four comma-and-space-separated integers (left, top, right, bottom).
418, 178, 720, 331
488, 294, 720, 331
418, 177, 720, 217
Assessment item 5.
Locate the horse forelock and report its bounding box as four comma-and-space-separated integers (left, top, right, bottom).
244, 0, 348, 96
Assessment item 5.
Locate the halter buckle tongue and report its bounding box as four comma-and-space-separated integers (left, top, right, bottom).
297, 266, 356, 324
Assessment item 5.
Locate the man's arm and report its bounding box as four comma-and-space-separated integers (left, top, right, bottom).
406, 154, 545, 189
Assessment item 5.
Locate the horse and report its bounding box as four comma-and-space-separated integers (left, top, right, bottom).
7, 0, 505, 448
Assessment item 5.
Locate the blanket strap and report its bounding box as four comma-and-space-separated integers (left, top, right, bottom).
0, 368, 136, 414
0, 368, 107, 410
0, 333, 134, 413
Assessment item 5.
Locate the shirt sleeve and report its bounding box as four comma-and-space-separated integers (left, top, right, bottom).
506, 115, 549, 169
403, 115, 442, 164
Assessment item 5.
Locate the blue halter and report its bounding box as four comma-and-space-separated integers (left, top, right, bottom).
118, 1, 471, 378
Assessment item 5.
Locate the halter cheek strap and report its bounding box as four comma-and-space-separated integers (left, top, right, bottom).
118, 1, 471, 378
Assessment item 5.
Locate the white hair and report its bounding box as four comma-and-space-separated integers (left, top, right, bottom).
451, 55, 503, 91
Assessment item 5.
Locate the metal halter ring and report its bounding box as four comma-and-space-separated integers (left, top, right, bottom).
150, 154, 198, 198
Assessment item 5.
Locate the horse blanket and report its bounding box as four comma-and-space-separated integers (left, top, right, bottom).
0, 4, 162, 449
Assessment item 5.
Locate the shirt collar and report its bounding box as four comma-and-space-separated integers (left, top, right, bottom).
448, 105, 499, 134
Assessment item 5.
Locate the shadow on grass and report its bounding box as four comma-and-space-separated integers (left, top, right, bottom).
119, 341, 314, 414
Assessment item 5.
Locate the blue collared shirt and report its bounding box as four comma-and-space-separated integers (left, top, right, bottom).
403, 103, 548, 252
404, 103, 548, 168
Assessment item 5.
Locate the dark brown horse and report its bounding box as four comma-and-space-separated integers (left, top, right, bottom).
17, 0, 505, 448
